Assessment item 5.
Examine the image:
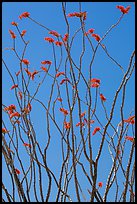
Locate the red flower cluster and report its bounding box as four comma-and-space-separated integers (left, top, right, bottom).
10, 112, 20, 119
10, 84, 18, 90
21, 30, 27, 37
18, 91, 23, 100
9, 30, 16, 39
85, 28, 95, 36
2, 128, 10, 134
67, 11, 87, 20
4, 104, 16, 112
49, 30, 60, 37
19, 12, 30, 19
55, 41, 63, 46
91, 78, 100, 88
123, 115, 135, 124
92, 127, 101, 135
41, 60, 52, 65
60, 108, 69, 115
125, 136, 134, 142
56, 72, 65, 78
60, 78, 70, 85
92, 33, 101, 42
98, 182, 103, 188
57, 98, 62, 102
63, 33, 69, 42
23, 143, 31, 148
80, 111, 86, 118
76, 122, 85, 127
64, 121, 71, 129
100, 93, 106, 102
22, 59, 30, 65
31, 70, 39, 80
116, 5, 131, 14
41, 67, 48, 72
15, 168, 21, 175
11, 21, 18, 26
44, 37, 54, 43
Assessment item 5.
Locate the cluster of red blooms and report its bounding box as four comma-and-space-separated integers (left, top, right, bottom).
67, 11, 87, 20
23, 143, 31, 148
11, 21, 18, 26
76, 122, 85, 127
49, 30, 60, 37
41, 60, 52, 65
15, 168, 21, 175
9, 29, 16, 39
92, 33, 101, 42
2, 128, 10, 134
60, 108, 69, 115
91, 78, 101, 88
56, 72, 65, 78
123, 115, 135, 124
100, 93, 106, 102
10, 84, 18, 90
92, 127, 101, 135
116, 5, 131, 14
22, 59, 30, 65
125, 136, 134, 142
19, 12, 30, 19
85, 28, 95, 36
98, 182, 103, 188
41, 67, 48, 72
4, 104, 20, 120
57, 98, 62, 102
63, 33, 69, 42
44, 37, 63, 46
21, 30, 27, 37
60, 78, 70, 85
22, 102, 32, 114
64, 121, 71, 129
24, 68, 39, 80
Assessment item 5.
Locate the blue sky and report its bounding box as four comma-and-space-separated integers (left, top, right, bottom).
2, 2, 135, 202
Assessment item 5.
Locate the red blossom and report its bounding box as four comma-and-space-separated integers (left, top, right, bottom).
41, 60, 52, 65
15, 168, 21, 175
16, 70, 21, 76
55, 41, 63, 46
2, 128, 10, 134
24, 68, 31, 77
9, 29, 16, 39
60, 78, 70, 85
21, 30, 27, 37
123, 115, 135, 124
76, 122, 85, 127
31, 70, 39, 80
64, 121, 71, 129
57, 98, 62, 102
63, 33, 69, 42
100, 93, 106, 102
10, 112, 20, 119
98, 182, 103, 188
91, 83, 100, 88
92, 33, 101, 42
18, 91, 23, 100
22, 59, 30, 65
56, 72, 65, 78
92, 127, 101, 135
10, 84, 18, 90
23, 143, 31, 148
11, 21, 18, 26
49, 30, 60, 37
27, 102, 32, 112
19, 12, 30, 19
4, 104, 16, 112
44, 37, 54, 43
125, 136, 134, 142
116, 5, 131, 14
60, 108, 69, 115
67, 11, 87, 20
41, 66, 48, 72
80, 111, 86, 118
91, 78, 101, 84
88, 28, 95, 34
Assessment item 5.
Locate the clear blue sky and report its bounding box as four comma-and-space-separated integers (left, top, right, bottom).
2, 2, 135, 202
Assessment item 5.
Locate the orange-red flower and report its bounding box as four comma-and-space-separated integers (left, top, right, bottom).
49, 30, 60, 37
16, 70, 21, 76
80, 111, 86, 118
123, 115, 135, 124
55, 41, 63, 46
44, 37, 54, 43
100, 93, 106, 102
15, 168, 21, 175
76, 122, 85, 127
91, 83, 100, 88
27, 102, 32, 112
116, 5, 131, 14
41, 60, 52, 65
22, 59, 30, 65
18, 91, 23, 100
92, 127, 101, 135
57, 98, 62, 102
64, 121, 71, 129
4, 104, 16, 112
10, 84, 18, 90
21, 30, 27, 37
19, 12, 30, 19
91, 78, 101, 84
31, 70, 39, 80
23, 143, 31, 148
92, 33, 101, 42
60, 108, 69, 115
9, 30, 16, 39
2, 128, 10, 134
63, 33, 69, 42
24, 68, 31, 77
56, 72, 65, 78
41, 66, 48, 72
11, 21, 18, 26
10, 112, 20, 119
60, 78, 70, 85
125, 136, 134, 142
98, 182, 103, 188
67, 11, 87, 20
